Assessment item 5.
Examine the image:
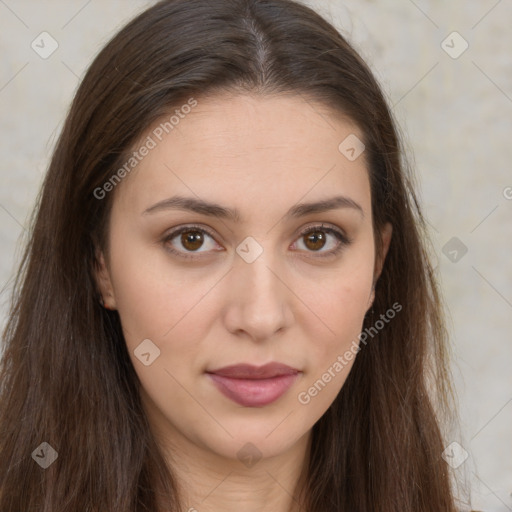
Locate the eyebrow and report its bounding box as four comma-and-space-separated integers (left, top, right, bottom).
142, 194, 364, 221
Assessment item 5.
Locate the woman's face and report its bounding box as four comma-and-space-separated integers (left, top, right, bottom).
96, 92, 391, 464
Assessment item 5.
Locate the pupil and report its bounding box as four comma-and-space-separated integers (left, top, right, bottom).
182, 231, 203, 250
179, 230, 327, 253
306, 232, 325, 250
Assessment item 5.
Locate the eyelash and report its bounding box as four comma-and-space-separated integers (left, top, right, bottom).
161, 223, 352, 260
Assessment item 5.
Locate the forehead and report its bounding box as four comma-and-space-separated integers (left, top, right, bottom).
113, 93, 371, 219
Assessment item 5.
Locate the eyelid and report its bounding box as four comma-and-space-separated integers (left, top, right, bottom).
161, 223, 222, 260
296, 222, 351, 243
162, 222, 352, 260
293, 223, 352, 258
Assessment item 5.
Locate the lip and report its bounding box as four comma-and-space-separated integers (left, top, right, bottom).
207, 362, 299, 379
206, 363, 301, 407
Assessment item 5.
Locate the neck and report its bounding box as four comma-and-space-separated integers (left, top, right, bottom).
154, 423, 312, 512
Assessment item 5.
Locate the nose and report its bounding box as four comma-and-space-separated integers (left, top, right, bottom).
222, 246, 295, 342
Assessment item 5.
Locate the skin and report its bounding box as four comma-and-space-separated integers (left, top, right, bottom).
95, 92, 392, 512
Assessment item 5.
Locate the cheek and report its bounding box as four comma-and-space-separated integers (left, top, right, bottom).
294, 280, 368, 413
303, 247, 374, 353
108, 229, 215, 353
294, 236, 374, 405
299, 279, 369, 392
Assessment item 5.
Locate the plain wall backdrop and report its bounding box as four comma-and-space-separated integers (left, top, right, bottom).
1, 1, 511, 510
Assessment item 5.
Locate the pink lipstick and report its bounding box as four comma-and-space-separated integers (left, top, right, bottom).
206, 362, 300, 407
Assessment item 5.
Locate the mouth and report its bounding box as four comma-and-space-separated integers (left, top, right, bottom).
205, 362, 301, 407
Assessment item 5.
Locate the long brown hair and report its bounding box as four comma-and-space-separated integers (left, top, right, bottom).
0, 0, 464, 510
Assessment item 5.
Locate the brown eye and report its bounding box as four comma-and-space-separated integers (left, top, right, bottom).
294, 224, 351, 258
180, 230, 205, 251
303, 230, 327, 251
162, 223, 351, 261
162, 225, 220, 259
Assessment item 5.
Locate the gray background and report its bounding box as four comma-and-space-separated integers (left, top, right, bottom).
1, 1, 511, 510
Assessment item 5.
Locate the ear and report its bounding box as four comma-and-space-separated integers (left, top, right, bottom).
368, 222, 393, 308
94, 248, 117, 310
